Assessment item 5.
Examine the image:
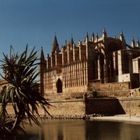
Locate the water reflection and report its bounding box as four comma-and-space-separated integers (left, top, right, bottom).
85, 121, 140, 140
86, 121, 121, 140
20, 120, 140, 140
42, 120, 86, 140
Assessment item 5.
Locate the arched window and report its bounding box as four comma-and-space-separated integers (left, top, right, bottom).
56, 79, 63, 93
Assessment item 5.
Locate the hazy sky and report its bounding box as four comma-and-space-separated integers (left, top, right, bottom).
0, 0, 140, 57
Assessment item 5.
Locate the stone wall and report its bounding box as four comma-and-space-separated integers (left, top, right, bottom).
85, 97, 140, 116
63, 86, 87, 96
119, 97, 140, 116
46, 82, 131, 100
46, 99, 85, 118
130, 88, 140, 96
91, 82, 130, 91
89, 82, 130, 97
97, 90, 130, 97
3, 100, 85, 118
2, 97, 140, 118
43, 97, 140, 117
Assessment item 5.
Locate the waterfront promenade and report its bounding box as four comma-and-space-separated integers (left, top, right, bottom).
91, 115, 140, 123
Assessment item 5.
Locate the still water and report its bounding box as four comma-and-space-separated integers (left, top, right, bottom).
20, 120, 140, 140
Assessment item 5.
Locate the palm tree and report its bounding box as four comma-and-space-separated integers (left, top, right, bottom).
0, 46, 50, 137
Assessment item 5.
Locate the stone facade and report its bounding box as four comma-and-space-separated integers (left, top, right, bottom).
40, 30, 140, 98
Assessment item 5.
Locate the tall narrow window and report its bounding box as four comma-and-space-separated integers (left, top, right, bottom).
56, 78, 63, 93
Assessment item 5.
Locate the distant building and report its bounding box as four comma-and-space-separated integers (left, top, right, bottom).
40, 30, 140, 97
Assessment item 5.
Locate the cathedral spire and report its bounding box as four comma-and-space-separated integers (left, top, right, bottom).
91, 32, 94, 42
40, 47, 45, 62
70, 34, 74, 46
131, 37, 135, 48
71, 37, 74, 44
120, 32, 125, 41
95, 33, 99, 42
52, 34, 59, 53
85, 32, 89, 43
102, 28, 107, 39
120, 32, 126, 49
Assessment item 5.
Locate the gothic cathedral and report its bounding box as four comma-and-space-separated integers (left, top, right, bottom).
40, 30, 140, 98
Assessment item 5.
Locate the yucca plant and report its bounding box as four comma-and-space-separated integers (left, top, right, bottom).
0, 46, 50, 137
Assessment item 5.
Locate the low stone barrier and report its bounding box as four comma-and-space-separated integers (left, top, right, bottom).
119, 97, 140, 116
45, 99, 85, 119
1, 97, 140, 119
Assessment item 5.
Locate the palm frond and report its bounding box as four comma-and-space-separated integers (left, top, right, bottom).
0, 47, 51, 135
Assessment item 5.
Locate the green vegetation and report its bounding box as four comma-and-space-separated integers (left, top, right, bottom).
0, 47, 50, 138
